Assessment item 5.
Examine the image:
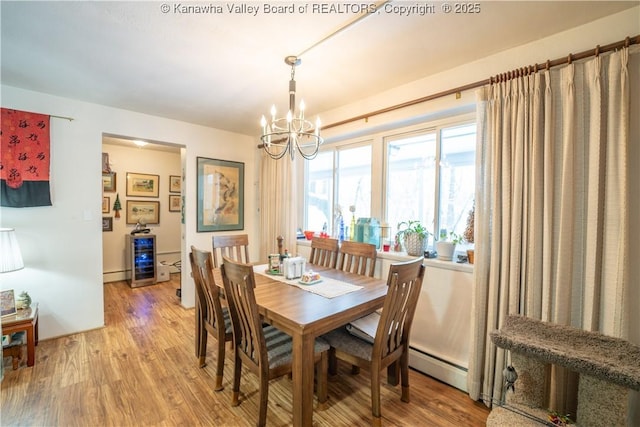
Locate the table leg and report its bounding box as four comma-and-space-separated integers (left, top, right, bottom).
292, 333, 315, 427
25, 325, 35, 367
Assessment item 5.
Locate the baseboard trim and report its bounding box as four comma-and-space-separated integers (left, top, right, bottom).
409, 346, 468, 392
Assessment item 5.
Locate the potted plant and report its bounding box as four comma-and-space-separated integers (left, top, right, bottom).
396, 220, 431, 256
463, 204, 475, 264
436, 230, 462, 261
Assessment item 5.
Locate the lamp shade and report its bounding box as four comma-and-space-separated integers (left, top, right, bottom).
0, 228, 24, 273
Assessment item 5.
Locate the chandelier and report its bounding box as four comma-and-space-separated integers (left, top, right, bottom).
260, 56, 323, 160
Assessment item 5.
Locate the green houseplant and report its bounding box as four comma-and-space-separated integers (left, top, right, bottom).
436, 230, 462, 261
396, 220, 431, 256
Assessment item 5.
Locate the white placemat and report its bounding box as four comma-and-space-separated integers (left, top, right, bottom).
253, 264, 363, 299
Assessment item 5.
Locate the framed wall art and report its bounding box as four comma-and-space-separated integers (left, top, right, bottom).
1, 289, 16, 317
169, 194, 182, 212
126, 200, 160, 225
102, 172, 116, 192
169, 175, 181, 193
102, 196, 110, 213
197, 157, 244, 232
102, 216, 113, 232
126, 172, 159, 198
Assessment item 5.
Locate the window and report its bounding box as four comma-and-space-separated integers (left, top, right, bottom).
303, 117, 475, 251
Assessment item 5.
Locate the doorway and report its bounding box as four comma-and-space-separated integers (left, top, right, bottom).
101, 134, 185, 296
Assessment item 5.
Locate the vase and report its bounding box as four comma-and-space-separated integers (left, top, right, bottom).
403, 233, 427, 256
436, 241, 456, 261
467, 249, 475, 264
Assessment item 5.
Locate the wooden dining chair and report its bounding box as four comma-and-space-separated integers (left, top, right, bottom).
322, 257, 425, 427
308, 237, 339, 268
220, 256, 329, 426
337, 240, 377, 277
211, 234, 250, 268
189, 246, 233, 391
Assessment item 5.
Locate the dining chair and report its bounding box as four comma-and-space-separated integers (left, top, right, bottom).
308, 236, 339, 268
211, 234, 250, 268
189, 246, 233, 391
323, 257, 425, 427
337, 240, 377, 277
220, 256, 329, 427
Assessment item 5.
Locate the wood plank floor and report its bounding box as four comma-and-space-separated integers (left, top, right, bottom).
1, 275, 489, 426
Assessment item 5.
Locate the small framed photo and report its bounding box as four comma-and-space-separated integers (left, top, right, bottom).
126, 200, 160, 225
169, 175, 181, 193
102, 172, 116, 192
169, 194, 182, 212
102, 196, 110, 213
126, 172, 159, 198
1, 289, 16, 317
102, 217, 113, 232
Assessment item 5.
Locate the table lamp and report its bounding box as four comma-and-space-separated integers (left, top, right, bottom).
0, 228, 24, 273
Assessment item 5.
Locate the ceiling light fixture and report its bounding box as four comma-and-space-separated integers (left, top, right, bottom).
133, 140, 148, 147
260, 56, 323, 161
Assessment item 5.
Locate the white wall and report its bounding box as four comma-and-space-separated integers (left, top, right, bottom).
101, 142, 182, 282
0, 87, 259, 340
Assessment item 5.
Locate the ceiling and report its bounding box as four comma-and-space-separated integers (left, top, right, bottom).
1, 1, 637, 140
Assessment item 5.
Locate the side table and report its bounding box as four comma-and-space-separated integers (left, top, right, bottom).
2, 303, 39, 367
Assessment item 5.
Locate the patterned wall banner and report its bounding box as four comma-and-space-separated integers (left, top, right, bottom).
0, 108, 52, 207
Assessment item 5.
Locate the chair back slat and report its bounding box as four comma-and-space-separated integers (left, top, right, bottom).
212, 234, 250, 268
373, 257, 425, 362
309, 237, 339, 268
337, 240, 377, 277
220, 257, 265, 368
190, 246, 225, 332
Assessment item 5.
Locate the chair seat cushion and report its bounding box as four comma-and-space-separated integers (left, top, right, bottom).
323, 327, 373, 362
263, 325, 330, 369
221, 306, 233, 334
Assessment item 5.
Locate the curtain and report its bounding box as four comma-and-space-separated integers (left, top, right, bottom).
258, 151, 299, 261
467, 47, 633, 416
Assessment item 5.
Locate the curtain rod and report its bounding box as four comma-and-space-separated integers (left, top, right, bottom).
321, 34, 639, 131
51, 114, 74, 121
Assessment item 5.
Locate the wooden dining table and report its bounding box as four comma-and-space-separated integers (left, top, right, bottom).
214, 263, 388, 427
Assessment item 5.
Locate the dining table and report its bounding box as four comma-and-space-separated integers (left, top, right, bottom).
214, 262, 388, 427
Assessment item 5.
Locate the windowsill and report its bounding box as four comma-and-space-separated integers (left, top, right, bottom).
296, 239, 474, 273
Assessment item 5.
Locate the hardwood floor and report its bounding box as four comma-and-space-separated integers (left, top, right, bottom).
1, 275, 489, 426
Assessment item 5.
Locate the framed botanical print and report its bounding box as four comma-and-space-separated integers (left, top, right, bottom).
169, 194, 181, 212
126, 172, 159, 198
102, 172, 116, 192
169, 175, 181, 193
126, 200, 160, 225
197, 157, 244, 232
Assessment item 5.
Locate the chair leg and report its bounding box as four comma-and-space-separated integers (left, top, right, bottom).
231, 354, 242, 407
214, 337, 226, 391
328, 347, 338, 376
371, 368, 382, 426
316, 352, 328, 408
400, 352, 410, 403
258, 374, 269, 427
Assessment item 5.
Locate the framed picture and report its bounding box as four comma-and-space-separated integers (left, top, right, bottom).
102, 216, 113, 232
169, 175, 181, 193
126, 172, 159, 198
102, 152, 111, 173
102, 172, 116, 192
126, 200, 160, 225
102, 196, 110, 213
169, 194, 182, 212
1, 289, 16, 317
197, 157, 244, 232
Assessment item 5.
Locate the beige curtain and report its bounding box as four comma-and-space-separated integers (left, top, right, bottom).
467, 47, 633, 415
258, 151, 299, 261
